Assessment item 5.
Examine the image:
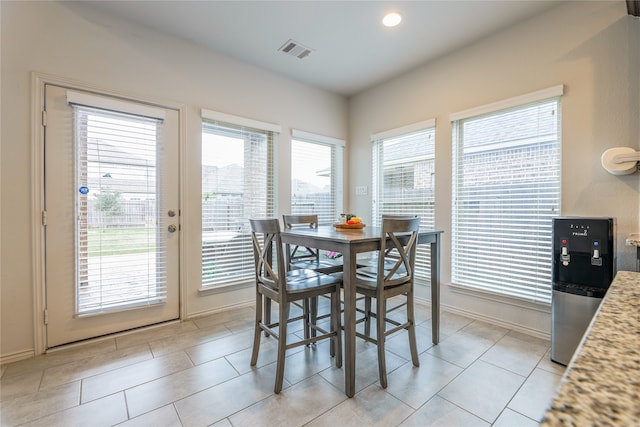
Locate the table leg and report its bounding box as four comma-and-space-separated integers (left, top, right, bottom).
343, 247, 356, 397
430, 236, 440, 345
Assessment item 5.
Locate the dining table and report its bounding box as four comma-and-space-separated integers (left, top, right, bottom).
280, 224, 443, 398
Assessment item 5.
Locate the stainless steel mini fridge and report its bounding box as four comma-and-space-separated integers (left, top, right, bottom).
551, 217, 615, 365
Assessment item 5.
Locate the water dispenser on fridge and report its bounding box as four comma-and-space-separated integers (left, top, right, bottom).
551, 217, 615, 365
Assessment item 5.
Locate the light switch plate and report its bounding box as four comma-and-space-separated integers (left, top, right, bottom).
356, 186, 367, 196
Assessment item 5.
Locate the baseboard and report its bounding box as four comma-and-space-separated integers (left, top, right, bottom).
445, 303, 550, 340
0, 349, 35, 366
186, 300, 254, 320
414, 296, 550, 340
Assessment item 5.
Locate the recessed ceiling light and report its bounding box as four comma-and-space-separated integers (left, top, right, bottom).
382, 11, 402, 27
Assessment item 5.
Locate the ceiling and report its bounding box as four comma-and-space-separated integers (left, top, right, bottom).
81, 1, 568, 97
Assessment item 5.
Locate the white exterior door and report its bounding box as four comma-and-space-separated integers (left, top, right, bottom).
44, 84, 180, 348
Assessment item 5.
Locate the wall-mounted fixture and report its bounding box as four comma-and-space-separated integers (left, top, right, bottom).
601, 147, 640, 175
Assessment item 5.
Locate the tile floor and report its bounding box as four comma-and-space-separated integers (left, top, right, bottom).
0, 300, 566, 426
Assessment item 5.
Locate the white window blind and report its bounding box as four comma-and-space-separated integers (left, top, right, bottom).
372, 121, 436, 280
451, 94, 562, 304
73, 104, 166, 314
201, 117, 277, 288
291, 131, 343, 224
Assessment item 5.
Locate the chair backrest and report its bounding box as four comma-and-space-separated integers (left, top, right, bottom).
282, 214, 320, 264
381, 214, 419, 219
282, 214, 319, 230
378, 214, 420, 259
249, 218, 286, 294
378, 217, 421, 288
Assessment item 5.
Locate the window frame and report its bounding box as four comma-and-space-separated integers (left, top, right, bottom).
450, 86, 563, 305
200, 109, 280, 290
290, 129, 344, 224
72, 104, 167, 314
371, 119, 436, 282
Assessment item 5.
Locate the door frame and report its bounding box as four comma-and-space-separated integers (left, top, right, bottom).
31, 73, 187, 354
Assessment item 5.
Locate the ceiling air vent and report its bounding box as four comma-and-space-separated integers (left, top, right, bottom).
278, 39, 313, 59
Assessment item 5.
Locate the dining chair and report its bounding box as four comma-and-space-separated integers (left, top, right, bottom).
281, 214, 344, 339
354, 216, 421, 388
357, 214, 420, 271
282, 214, 343, 274
249, 218, 342, 393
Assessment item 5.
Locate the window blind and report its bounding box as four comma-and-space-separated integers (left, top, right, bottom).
73, 105, 166, 314
201, 118, 277, 287
372, 123, 436, 280
451, 97, 561, 304
291, 133, 343, 224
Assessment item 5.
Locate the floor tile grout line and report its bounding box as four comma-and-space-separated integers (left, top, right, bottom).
433, 392, 495, 425
399, 323, 529, 425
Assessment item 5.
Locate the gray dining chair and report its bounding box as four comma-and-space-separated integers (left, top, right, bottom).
281, 214, 344, 340
354, 216, 421, 388
249, 218, 342, 393
358, 214, 420, 271
282, 214, 343, 274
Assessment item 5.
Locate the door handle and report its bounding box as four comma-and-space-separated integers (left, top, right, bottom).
168, 224, 177, 233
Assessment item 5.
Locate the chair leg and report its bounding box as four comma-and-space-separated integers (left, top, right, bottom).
406, 290, 420, 367
376, 297, 388, 388
303, 298, 311, 343
250, 292, 263, 366
364, 296, 372, 337
310, 297, 318, 339
328, 299, 335, 357
264, 297, 272, 337
332, 290, 342, 368
274, 301, 290, 394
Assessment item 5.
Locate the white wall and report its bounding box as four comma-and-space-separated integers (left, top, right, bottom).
0, 1, 347, 361
348, 1, 639, 337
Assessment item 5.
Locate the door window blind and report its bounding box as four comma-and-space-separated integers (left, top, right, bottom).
291, 135, 343, 224
73, 105, 166, 314
451, 95, 561, 304
372, 122, 436, 280
201, 118, 277, 287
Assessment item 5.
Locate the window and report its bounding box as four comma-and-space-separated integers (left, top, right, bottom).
451, 86, 563, 304
372, 120, 436, 281
74, 104, 166, 313
291, 130, 343, 224
201, 110, 279, 288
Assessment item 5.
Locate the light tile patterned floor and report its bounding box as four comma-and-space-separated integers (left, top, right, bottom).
0, 301, 565, 426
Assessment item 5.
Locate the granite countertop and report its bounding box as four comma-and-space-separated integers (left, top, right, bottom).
541, 270, 640, 426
